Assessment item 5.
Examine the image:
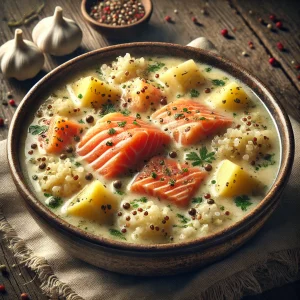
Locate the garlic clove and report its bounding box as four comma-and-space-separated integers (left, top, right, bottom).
32, 6, 83, 56
0, 29, 45, 81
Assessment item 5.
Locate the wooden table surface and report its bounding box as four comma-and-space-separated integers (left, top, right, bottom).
0, 0, 299, 299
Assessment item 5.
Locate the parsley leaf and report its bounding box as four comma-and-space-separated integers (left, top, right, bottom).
121, 109, 130, 116
176, 214, 190, 224
99, 103, 116, 116
74, 162, 81, 167
109, 229, 126, 240
192, 197, 202, 204
212, 79, 226, 86
78, 93, 83, 99
190, 89, 200, 98
117, 121, 127, 127
186, 146, 216, 166
234, 195, 252, 211
130, 197, 148, 208
78, 119, 85, 124
108, 128, 116, 135
148, 61, 165, 73
28, 125, 49, 135
45, 195, 63, 209
205, 67, 212, 72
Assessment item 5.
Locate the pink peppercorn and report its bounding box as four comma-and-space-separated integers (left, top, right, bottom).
165, 15, 171, 22
277, 42, 284, 51
221, 29, 228, 37
276, 21, 283, 29
192, 17, 197, 23
269, 14, 276, 21
297, 75, 300, 81
296, 65, 300, 70
269, 57, 276, 66
9, 99, 16, 106
0, 284, 5, 292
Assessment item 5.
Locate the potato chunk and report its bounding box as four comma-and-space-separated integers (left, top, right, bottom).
72, 76, 121, 108
67, 180, 118, 223
215, 160, 261, 197
209, 82, 251, 110
160, 59, 205, 92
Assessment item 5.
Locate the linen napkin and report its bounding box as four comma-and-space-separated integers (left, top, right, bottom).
0, 118, 299, 300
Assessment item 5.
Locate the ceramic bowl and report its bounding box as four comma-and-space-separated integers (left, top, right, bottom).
81, 0, 153, 39
7, 42, 294, 276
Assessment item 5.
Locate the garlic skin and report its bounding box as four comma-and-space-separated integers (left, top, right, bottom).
32, 6, 82, 56
0, 29, 44, 81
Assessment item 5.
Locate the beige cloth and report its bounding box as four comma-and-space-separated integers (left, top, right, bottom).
0, 118, 300, 300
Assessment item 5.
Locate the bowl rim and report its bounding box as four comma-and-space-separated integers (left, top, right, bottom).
7, 42, 295, 252
81, 0, 153, 29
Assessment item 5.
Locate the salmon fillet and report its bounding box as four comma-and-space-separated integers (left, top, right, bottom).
151, 99, 232, 145
130, 156, 207, 207
77, 113, 171, 178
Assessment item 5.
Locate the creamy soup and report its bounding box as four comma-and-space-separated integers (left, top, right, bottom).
23, 54, 280, 244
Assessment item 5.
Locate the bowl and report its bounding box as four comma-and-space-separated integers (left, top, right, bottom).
81, 0, 153, 39
7, 42, 294, 276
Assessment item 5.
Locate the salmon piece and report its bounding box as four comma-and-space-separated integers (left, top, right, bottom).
151, 99, 232, 145
122, 79, 163, 112
44, 116, 82, 153
77, 113, 171, 178
130, 156, 207, 207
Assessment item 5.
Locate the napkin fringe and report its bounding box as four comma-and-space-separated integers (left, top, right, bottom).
199, 248, 300, 300
0, 212, 84, 300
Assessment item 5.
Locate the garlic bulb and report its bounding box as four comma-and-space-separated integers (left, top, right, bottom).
187, 37, 218, 53
0, 29, 44, 80
32, 6, 82, 56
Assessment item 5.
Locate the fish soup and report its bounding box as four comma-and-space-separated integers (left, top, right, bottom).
23, 54, 280, 244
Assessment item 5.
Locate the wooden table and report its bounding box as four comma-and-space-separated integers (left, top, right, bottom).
0, 0, 299, 299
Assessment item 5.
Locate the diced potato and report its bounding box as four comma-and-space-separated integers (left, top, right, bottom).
160, 59, 205, 92
124, 79, 163, 112
209, 82, 251, 110
72, 76, 121, 108
52, 98, 75, 116
67, 180, 118, 223
215, 159, 261, 197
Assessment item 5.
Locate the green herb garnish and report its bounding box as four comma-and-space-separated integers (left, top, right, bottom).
74, 162, 81, 167
151, 172, 157, 179
109, 229, 126, 240
234, 195, 252, 211
148, 61, 165, 73
45, 195, 63, 209
176, 213, 190, 224
78, 93, 83, 99
99, 103, 116, 116
190, 89, 200, 98
28, 125, 48, 135
169, 179, 176, 186
108, 128, 116, 135
205, 67, 212, 72
174, 113, 185, 120
78, 119, 85, 124
186, 146, 216, 166
121, 109, 130, 116
192, 197, 203, 204
212, 79, 226, 86
117, 121, 127, 127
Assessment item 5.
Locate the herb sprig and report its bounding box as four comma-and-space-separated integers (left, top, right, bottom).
148, 61, 165, 73
109, 229, 126, 240
212, 79, 225, 86
234, 195, 252, 211
186, 146, 216, 166
28, 125, 48, 135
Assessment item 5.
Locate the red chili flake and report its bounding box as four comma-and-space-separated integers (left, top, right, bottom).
0, 284, 5, 292
276, 21, 283, 29
269, 14, 276, 22
277, 42, 284, 51
0, 118, 4, 127
192, 17, 197, 23
165, 15, 171, 22
269, 57, 276, 66
9, 99, 16, 106
221, 29, 228, 37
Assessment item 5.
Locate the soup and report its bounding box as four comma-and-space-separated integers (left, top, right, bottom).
23, 54, 280, 244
